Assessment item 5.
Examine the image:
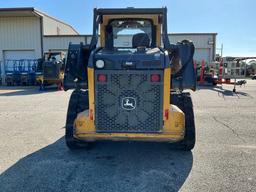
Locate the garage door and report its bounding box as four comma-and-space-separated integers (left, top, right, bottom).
194, 48, 211, 64
4, 50, 35, 60
3, 50, 36, 72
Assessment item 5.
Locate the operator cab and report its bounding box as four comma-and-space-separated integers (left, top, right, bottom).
64, 7, 196, 91
92, 14, 169, 72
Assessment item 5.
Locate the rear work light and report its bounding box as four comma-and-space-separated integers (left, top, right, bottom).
98, 74, 107, 82
150, 74, 160, 82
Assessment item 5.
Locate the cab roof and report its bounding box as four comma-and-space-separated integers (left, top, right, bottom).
95, 7, 166, 15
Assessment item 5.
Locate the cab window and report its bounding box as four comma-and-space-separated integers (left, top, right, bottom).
105, 19, 156, 48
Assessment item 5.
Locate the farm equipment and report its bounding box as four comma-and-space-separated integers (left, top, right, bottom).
4, 60, 21, 86
19, 60, 32, 86
27, 60, 38, 86
4, 59, 38, 86
64, 8, 197, 150
36, 52, 65, 90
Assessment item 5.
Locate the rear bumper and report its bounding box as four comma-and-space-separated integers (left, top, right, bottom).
74, 132, 184, 142
73, 104, 185, 143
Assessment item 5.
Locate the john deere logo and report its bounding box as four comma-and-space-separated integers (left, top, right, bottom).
122, 97, 136, 110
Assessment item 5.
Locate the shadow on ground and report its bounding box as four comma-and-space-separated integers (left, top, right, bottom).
0, 86, 60, 96
0, 138, 193, 192
198, 85, 253, 98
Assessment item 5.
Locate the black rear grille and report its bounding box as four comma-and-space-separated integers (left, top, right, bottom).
95, 70, 163, 133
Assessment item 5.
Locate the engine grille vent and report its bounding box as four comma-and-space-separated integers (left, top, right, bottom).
95, 70, 163, 133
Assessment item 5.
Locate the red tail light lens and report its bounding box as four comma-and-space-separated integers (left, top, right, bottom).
165, 109, 169, 120
98, 74, 107, 82
151, 74, 160, 82
89, 109, 94, 120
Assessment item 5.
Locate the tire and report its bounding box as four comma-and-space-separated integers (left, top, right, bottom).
170, 92, 196, 151
65, 89, 89, 149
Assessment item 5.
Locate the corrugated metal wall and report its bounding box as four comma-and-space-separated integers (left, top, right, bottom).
52, 34, 216, 63
43, 36, 86, 52
0, 17, 41, 57
0, 16, 42, 77
41, 15, 78, 35
169, 34, 215, 63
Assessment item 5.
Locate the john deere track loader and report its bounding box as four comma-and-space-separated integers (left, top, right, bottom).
36, 51, 65, 90
64, 8, 196, 150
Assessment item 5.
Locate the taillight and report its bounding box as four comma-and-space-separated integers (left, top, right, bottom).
151, 74, 160, 82
98, 74, 107, 82
89, 109, 94, 120
164, 109, 169, 120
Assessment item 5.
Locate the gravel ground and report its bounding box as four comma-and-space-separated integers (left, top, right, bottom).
0, 81, 255, 192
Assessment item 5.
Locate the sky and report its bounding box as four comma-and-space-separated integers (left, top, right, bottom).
0, 0, 255, 56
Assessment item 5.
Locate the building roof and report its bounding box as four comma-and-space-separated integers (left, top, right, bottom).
35, 9, 79, 34
0, 7, 79, 34
0, 7, 38, 17
96, 8, 166, 15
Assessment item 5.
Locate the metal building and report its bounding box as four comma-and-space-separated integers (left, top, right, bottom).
43, 33, 217, 64
0, 7, 217, 84
43, 35, 87, 52
0, 7, 78, 82
169, 33, 217, 64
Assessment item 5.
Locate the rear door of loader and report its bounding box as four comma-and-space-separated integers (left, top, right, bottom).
63, 43, 90, 90
170, 41, 197, 90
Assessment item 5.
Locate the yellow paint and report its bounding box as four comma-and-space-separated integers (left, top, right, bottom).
59, 70, 64, 80
163, 68, 171, 121
75, 110, 95, 133
73, 105, 185, 142
156, 24, 161, 47
102, 15, 160, 26
87, 68, 95, 123
100, 14, 161, 47
163, 105, 185, 134
74, 68, 96, 133
36, 75, 43, 83
36, 70, 64, 84
100, 24, 106, 48
75, 133, 183, 142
